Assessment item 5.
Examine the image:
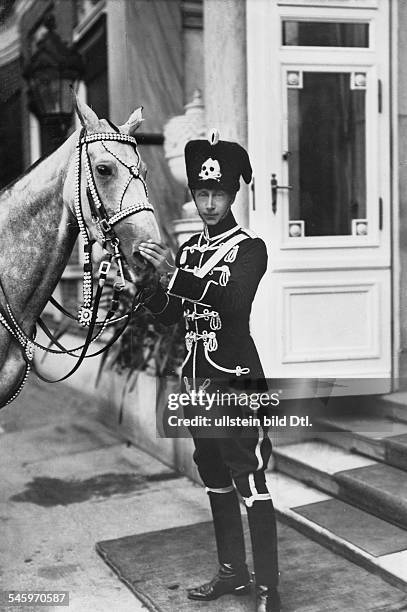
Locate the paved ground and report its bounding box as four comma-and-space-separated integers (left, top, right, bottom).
0, 377, 211, 612
1, 377, 406, 612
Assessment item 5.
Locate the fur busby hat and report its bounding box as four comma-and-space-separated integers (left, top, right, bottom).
185, 129, 252, 194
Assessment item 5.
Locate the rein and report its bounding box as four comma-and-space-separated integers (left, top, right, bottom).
0, 127, 154, 407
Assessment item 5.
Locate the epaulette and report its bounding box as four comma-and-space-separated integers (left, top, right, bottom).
240, 227, 258, 239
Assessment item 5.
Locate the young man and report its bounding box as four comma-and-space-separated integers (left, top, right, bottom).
140, 131, 280, 612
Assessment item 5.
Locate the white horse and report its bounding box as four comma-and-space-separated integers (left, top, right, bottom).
0, 97, 160, 406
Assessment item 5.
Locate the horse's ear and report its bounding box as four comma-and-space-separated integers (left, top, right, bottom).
73, 94, 100, 131
119, 107, 144, 137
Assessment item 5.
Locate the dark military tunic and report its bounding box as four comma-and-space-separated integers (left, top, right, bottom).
147, 211, 267, 392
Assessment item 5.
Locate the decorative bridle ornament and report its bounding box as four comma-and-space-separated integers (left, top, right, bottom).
0, 127, 155, 407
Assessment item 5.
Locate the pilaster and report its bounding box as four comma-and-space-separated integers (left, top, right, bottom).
203, 0, 249, 226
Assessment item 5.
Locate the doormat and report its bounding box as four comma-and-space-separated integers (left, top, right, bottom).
96, 520, 407, 612
293, 498, 407, 556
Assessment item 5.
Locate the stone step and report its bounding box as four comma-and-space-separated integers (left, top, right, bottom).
314, 416, 407, 469
369, 392, 407, 424
387, 434, 407, 471
267, 470, 407, 592
273, 440, 407, 530
305, 389, 407, 425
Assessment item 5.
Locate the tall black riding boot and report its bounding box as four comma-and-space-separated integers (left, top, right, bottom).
209, 489, 247, 568
246, 499, 280, 612
187, 489, 251, 601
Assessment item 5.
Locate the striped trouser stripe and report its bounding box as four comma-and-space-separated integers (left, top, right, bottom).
254, 426, 264, 470
242, 473, 271, 507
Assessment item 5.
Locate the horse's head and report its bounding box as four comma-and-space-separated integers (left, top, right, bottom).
64, 97, 161, 287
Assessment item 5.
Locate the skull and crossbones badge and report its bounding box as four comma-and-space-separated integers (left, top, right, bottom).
199, 158, 222, 182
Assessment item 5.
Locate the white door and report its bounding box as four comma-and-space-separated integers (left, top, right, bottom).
247, 0, 391, 389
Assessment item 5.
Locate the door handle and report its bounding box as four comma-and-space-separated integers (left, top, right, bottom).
271, 173, 292, 215
251, 176, 256, 211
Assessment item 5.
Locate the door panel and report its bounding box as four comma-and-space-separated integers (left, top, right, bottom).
278, 270, 388, 369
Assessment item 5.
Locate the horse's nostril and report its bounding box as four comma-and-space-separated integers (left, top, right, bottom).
133, 251, 156, 275
133, 251, 146, 266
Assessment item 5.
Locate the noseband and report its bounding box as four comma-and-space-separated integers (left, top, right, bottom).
0, 127, 156, 406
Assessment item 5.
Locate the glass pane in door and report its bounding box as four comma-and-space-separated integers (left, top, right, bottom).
282, 21, 369, 47
287, 72, 366, 236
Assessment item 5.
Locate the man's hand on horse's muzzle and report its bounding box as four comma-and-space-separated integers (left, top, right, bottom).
138, 240, 174, 275
129, 253, 160, 299
115, 250, 158, 299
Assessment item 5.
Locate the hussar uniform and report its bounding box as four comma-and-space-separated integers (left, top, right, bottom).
157, 221, 266, 385
146, 133, 280, 612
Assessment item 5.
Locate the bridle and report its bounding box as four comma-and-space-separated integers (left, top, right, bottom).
0, 127, 155, 407
76, 127, 154, 324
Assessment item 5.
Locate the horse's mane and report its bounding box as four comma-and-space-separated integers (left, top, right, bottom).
0, 119, 121, 199
0, 153, 51, 198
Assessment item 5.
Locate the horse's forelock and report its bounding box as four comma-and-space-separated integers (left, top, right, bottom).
96, 118, 120, 133
86, 120, 141, 165
106, 119, 120, 133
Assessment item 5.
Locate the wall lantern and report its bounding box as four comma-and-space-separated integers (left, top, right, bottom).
24, 14, 84, 151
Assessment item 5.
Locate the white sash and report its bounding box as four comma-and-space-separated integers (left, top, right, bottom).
194, 233, 248, 279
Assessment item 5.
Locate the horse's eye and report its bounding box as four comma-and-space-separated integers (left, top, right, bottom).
96, 164, 112, 177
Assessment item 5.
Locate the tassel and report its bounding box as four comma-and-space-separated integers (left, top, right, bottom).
207, 332, 218, 352
224, 245, 239, 263
183, 376, 192, 394
185, 332, 194, 352
198, 378, 211, 393
210, 312, 222, 330
219, 266, 230, 287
